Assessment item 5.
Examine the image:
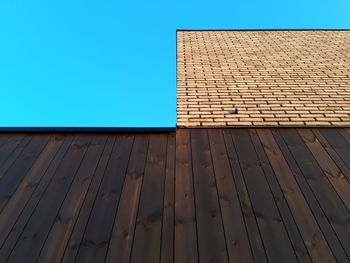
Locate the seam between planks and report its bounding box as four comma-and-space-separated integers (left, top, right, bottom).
38, 135, 109, 262
125, 135, 150, 263
206, 129, 230, 262
274, 129, 348, 260
0, 135, 75, 254
253, 129, 312, 261
67, 136, 117, 262
228, 129, 269, 262
189, 129, 200, 263
222, 129, 255, 262
21, 135, 95, 263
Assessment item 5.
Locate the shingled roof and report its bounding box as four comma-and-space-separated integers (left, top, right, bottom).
177, 30, 350, 127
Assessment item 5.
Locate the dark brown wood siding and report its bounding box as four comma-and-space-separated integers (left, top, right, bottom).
0, 128, 350, 262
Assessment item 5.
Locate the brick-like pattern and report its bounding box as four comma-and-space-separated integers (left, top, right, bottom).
177, 31, 350, 127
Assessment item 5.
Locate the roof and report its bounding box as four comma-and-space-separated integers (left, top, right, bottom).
177, 30, 350, 127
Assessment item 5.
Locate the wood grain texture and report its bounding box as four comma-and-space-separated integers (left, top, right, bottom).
174, 129, 198, 263
130, 134, 167, 263
105, 135, 149, 263
231, 129, 297, 263
250, 129, 311, 263
223, 129, 267, 263
6, 135, 93, 263
0, 129, 349, 262
208, 129, 253, 262
37, 135, 108, 263
74, 135, 134, 263
257, 129, 336, 262
191, 129, 228, 263
280, 129, 350, 259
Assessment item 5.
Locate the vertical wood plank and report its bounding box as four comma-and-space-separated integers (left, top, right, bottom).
161, 132, 176, 263
298, 129, 350, 211
191, 129, 229, 263
231, 129, 297, 262
61, 136, 116, 263
320, 129, 350, 173
0, 135, 27, 174
272, 129, 349, 262
6, 135, 93, 263
280, 129, 350, 258
0, 135, 50, 201
174, 129, 198, 263
257, 129, 335, 262
130, 134, 167, 263
250, 129, 311, 262
0, 135, 66, 247
208, 129, 254, 262
74, 135, 134, 263
312, 129, 350, 183
222, 129, 267, 263
0, 135, 74, 262
37, 135, 108, 263
105, 135, 149, 263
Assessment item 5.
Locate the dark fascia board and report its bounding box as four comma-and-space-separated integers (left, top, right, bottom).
176, 29, 350, 31
0, 127, 176, 133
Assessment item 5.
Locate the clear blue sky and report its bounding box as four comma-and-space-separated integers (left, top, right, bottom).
0, 0, 349, 128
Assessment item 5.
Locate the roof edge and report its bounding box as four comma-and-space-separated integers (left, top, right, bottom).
0, 127, 176, 133
176, 29, 350, 32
